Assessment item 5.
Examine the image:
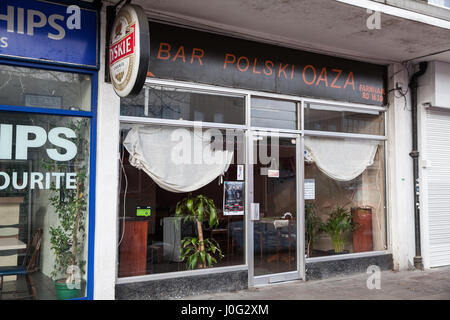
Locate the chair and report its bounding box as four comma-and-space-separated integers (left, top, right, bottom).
208, 212, 229, 259
227, 216, 245, 259
0, 229, 43, 300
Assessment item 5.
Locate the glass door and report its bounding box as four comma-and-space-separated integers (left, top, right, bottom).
248, 132, 303, 285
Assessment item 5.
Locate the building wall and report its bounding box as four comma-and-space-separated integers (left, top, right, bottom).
93, 7, 121, 300
386, 63, 417, 271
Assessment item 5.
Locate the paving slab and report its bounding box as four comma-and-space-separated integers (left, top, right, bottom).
184, 267, 450, 300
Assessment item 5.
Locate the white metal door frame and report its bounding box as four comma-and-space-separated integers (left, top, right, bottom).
247, 130, 305, 286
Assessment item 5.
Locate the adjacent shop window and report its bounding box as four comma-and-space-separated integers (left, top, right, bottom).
0, 111, 91, 299
304, 136, 386, 258
121, 86, 245, 125
118, 124, 246, 277
251, 97, 298, 130
0, 65, 92, 111
429, 0, 450, 9
305, 103, 384, 135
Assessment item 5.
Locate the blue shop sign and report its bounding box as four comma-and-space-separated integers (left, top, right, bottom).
0, 0, 98, 68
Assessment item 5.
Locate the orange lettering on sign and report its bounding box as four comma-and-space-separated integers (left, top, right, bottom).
224, 53, 236, 69
157, 42, 171, 60
316, 67, 328, 87
237, 56, 250, 72
331, 69, 343, 89
344, 72, 355, 90
191, 48, 204, 65
253, 58, 261, 74
172, 46, 186, 62
303, 65, 317, 86
264, 60, 274, 76
278, 63, 288, 79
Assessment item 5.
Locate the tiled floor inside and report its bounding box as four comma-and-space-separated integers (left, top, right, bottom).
1, 272, 57, 300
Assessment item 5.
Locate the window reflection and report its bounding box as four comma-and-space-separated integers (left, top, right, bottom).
0, 65, 91, 111
305, 103, 384, 135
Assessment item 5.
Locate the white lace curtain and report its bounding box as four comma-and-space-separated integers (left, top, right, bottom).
304, 136, 379, 181
123, 126, 234, 193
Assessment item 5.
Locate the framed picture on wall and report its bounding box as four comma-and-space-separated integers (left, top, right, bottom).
223, 181, 244, 216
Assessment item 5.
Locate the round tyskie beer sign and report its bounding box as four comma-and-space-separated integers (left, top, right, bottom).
109, 4, 149, 97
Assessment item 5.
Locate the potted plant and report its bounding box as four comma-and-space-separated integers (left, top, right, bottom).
321, 206, 354, 254
305, 202, 321, 257
43, 120, 88, 300
175, 194, 224, 269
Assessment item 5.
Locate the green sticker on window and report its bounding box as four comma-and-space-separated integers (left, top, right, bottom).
136, 206, 151, 217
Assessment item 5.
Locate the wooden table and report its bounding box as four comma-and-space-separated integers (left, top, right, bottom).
0, 238, 26, 251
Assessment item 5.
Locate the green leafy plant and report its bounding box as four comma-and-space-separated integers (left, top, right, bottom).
305, 202, 321, 257
42, 119, 88, 285
180, 237, 222, 270
321, 206, 354, 253
175, 194, 224, 269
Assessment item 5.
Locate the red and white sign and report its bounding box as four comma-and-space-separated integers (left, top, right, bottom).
109, 4, 149, 97
110, 25, 135, 65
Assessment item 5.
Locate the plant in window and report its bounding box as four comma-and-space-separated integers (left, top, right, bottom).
42, 119, 88, 300
175, 194, 224, 269
321, 206, 354, 254
305, 202, 321, 257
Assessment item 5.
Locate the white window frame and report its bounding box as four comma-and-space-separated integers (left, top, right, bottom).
115, 77, 390, 285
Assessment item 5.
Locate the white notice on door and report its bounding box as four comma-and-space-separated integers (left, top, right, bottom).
304, 179, 315, 200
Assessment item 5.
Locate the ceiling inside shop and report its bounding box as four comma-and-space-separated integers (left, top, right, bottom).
122, 0, 450, 65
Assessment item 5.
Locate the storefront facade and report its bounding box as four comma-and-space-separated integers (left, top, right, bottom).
3, 0, 449, 301
106, 12, 392, 299
0, 0, 99, 299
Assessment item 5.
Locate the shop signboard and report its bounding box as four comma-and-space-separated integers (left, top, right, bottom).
148, 22, 387, 106
0, 0, 98, 67
109, 4, 150, 97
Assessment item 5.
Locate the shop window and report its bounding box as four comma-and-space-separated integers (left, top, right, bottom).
0, 65, 92, 111
305, 103, 384, 135
251, 97, 298, 130
118, 124, 246, 277
121, 86, 245, 125
304, 136, 386, 258
0, 111, 91, 299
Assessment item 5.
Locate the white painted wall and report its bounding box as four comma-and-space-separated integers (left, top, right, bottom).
434, 62, 450, 108
93, 7, 121, 300
418, 61, 450, 109
386, 63, 416, 271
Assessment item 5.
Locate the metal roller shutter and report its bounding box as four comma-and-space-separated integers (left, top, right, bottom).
425, 108, 450, 267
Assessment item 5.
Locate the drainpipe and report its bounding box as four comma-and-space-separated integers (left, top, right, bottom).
409, 61, 427, 270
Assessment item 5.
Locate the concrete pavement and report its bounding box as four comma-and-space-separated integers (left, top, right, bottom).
184, 267, 450, 300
